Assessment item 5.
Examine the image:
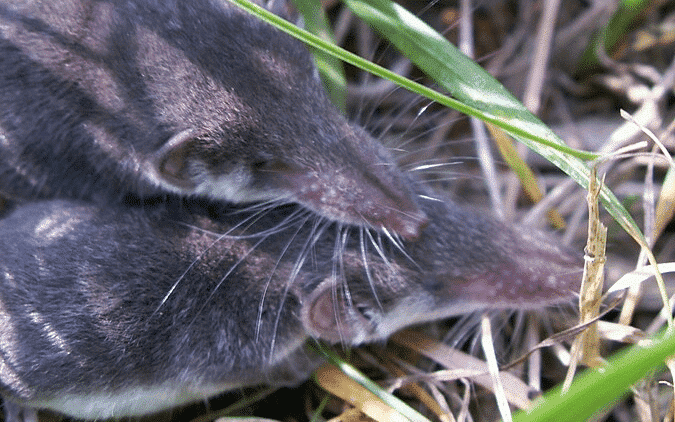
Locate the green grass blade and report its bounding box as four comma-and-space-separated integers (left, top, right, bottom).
513, 328, 675, 422
314, 344, 433, 422
338, 0, 644, 245
576, 0, 649, 74
291, 0, 347, 111
226, 0, 592, 156
225, 0, 648, 263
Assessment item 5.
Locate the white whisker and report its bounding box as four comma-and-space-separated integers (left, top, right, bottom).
267, 215, 330, 358
360, 227, 383, 310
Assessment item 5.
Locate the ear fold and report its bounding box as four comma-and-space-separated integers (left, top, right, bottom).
150, 128, 199, 191
301, 279, 373, 345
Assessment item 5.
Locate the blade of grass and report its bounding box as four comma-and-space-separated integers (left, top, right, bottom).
576, 0, 650, 75
225, 1, 591, 156
315, 363, 410, 422
339, 0, 669, 307
291, 0, 347, 112
313, 343, 433, 422
513, 327, 675, 422
335, 0, 648, 245
224, 0, 647, 253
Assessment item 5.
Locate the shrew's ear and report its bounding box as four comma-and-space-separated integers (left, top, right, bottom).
301, 279, 373, 345
150, 128, 199, 191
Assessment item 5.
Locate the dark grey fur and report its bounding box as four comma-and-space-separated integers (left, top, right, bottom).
0, 193, 580, 420
0, 199, 321, 420
0, 0, 426, 239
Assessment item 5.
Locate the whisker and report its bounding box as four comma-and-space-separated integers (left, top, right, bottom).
256, 212, 315, 341
226, 202, 309, 239
189, 235, 269, 326
360, 226, 383, 310
408, 162, 465, 172
331, 223, 352, 346
384, 101, 436, 150
365, 228, 390, 267
381, 226, 419, 270
151, 205, 307, 317
418, 193, 444, 202
177, 210, 315, 352
149, 228, 243, 318
268, 215, 331, 359
380, 226, 402, 250
170, 201, 293, 240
